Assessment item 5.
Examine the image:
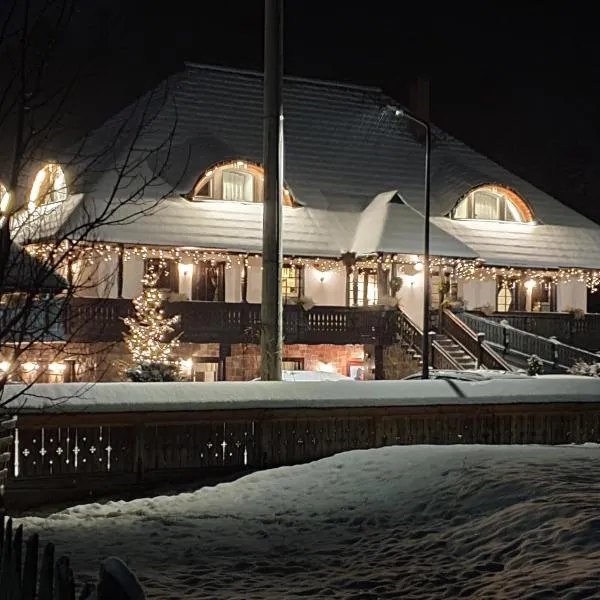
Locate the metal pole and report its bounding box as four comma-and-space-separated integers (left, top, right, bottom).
389, 107, 431, 379
260, 0, 284, 380
421, 122, 431, 379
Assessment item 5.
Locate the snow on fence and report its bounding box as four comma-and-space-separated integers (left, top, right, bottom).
3, 378, 600, 509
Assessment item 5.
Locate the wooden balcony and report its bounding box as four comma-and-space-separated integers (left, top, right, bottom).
480, 311, 600, 351
63, 298, 399, 346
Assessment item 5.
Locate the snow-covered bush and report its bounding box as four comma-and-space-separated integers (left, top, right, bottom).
126, 360, 180, 382
567, 361, 600, 377
527, 354, 544, 376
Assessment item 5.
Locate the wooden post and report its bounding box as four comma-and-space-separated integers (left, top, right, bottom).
476, 332, 485, 367
260, 0, 284, 381
374, 344, 384, 379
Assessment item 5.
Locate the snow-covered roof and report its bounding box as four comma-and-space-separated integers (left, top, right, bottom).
14, 64, 600, 267
433, 218, 600, 269
352, 191, 478, 258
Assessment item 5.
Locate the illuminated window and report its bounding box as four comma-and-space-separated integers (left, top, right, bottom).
222, 170, 253, 201
145, 258, 178, 292
0, 184, 9, 215
282, 265, 303, 300
192, 160, 295, 206
531, 279, 557, 312
496, 277, 526, 312
347, 268, 378, 307
29, 164, 67, 210
450, 185, 533, 223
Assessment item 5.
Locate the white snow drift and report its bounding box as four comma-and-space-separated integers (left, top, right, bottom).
18, 444, 600, 599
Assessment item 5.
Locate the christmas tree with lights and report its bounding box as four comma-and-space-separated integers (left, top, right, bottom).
123, 264, 181, 381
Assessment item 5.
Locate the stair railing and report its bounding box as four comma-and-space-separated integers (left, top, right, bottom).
398, 311, 462, 370
440, 309, 513, 371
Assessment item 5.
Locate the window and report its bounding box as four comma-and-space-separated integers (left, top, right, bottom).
222, 170, 253, 202
192, 262, 225, 301
145, 258, 178, 292
531, 279, 557, 312
29, 164, 67, 210
450, 185, 534, 223
191, 160, 295, 206
496, 277, 526, 312
0, 184, 9, 214
347, 268, 378, 307
282, 265, 303, 300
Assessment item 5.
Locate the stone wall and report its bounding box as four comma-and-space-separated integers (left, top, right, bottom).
383, 343, 420, 380
225, 343, 366, 381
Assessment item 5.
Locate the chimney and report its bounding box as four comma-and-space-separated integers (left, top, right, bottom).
409, 76, 430, 142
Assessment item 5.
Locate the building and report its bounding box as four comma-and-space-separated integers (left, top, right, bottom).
3, 64, 600, 382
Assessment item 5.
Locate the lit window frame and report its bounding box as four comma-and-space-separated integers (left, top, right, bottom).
191, 160, 296, 206
282, 264, 304, 301
450, 185, 534, 223
28, 163, 67, 211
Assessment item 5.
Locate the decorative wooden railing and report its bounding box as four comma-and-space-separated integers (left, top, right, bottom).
440, 310, 512, 371
461, 312, 600, 370
6, 391, 600, 510
398, 311, 462, 370
484, 311, 600, 351
63, 298, 398, 345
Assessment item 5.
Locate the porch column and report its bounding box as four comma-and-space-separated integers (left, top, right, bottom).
341, 252, 356, 305
377, 258, 389, 300
374, 344, 384, 380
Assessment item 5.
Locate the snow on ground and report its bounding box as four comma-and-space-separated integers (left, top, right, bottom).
18, 445, 600, 599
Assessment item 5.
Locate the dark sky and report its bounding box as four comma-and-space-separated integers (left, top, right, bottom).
6, 2, 600, 221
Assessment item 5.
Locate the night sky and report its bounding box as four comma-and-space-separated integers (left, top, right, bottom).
4, 2, 600, 222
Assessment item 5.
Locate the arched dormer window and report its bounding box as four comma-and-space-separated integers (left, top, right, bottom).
28, 163, 67, 211
192, 160, 295, 206
0, 183, 9, 215
450, 185, 534, 223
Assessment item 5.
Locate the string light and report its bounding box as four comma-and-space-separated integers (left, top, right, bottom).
123, 265, 181, 364
23, 243, 600, 292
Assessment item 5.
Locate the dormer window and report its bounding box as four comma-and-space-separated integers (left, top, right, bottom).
222, 169, 254, 202
29, 163, 67, 211
450, 185, 534, 223
191, 160, 295, 206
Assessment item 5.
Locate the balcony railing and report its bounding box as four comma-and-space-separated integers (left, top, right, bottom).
482, 311, 600, 351
63, 298, 399, 345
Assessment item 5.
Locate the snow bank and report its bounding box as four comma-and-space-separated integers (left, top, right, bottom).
19, 444, 600, 599
3, 376, 600, 413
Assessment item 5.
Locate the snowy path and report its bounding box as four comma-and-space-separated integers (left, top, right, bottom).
18, 445, 600, 599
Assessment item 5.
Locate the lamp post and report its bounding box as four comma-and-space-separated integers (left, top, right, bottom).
391, 107, 431, 379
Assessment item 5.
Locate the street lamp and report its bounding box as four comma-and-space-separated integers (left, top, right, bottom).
389, 106, 432, 379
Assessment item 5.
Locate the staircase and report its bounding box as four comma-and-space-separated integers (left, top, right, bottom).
433, 334, 477, 369
397, 308, 513, 372
459, 311, 600, 373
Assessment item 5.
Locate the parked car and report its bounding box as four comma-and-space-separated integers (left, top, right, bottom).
252, 370, 356, 382
403, 369, 529, 382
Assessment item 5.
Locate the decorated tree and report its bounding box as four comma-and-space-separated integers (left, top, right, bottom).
123, 266, 181, 381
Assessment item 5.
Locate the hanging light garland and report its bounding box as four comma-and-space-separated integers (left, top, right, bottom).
23, 243, 600, 291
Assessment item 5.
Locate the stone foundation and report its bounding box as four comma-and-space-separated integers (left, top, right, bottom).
225, 343, 367, 381
383, 343, 420, 380
2, 342, 369, 383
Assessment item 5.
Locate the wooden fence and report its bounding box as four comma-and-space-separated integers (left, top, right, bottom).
7, 400, 600, 510
0, 517, 144, 599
